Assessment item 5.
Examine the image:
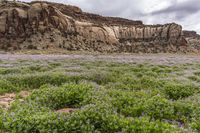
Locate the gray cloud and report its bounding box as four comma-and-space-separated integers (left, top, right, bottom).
152, 0, 200, 14
150, 0, 200, 20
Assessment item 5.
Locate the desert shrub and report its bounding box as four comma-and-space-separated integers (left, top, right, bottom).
123, 117, 182, 132
3, 105, 183, 132
6, 73, 67, 89
138, 76, 165, 89
194, 71, 200, 76
191, 120, 200, 131
173, 101, 196, 123
5, 72, 84, 89
25, 65, 52, 72
151, 66, 173, 74
87, 71, 117, 85
65, 105, 182, 132
0, 108, 3, 131
3, 112, 67, 133
3, 103, 123, 133
0, 79, 18, 94
143, 96, 174, 120
63, 103, 124, 132
164, 84, 199, 100
28, 83, 94, 109
145, 96, 200, 122
118, 76, 165, 91
188, 76, 200, 82
0, 68, 21, 75
107, 89, 148, 117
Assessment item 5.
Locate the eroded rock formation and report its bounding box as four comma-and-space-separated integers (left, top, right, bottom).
0, 1, 193, 53
183, 30, 200, 51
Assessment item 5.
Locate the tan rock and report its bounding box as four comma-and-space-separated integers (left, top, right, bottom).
0, 1, 192, 53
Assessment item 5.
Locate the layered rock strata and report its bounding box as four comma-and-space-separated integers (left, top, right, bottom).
183, 30, 200, 51
0, 1, 191, 53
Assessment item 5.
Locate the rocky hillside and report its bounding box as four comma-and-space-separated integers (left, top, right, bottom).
0, 1, 198, 53
183, 31, 200, 52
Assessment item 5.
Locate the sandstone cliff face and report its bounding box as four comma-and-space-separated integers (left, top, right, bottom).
183, 30, 200, 51
0, 1, 190, 53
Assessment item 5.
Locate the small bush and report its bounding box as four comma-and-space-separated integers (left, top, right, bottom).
164, 84, 199, 100
0, 79, 18, 94
144, 96, 174, 120
123, 117, 182, 132
6, 73, 67, 89
28, 83, 94, 109
87, 71, 117, 85
0, 68, 21, 75
191, 120, 200, 131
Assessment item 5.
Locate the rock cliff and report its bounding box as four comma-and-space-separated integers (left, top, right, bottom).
0, 1, 193, 53
183, 30, 200, 51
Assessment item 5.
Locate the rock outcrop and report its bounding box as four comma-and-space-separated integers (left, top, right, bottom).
183, 30, 200, 51
0, 1, 192, 53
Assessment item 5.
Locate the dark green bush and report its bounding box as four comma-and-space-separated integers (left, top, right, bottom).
6, 73, 68, 89
164, 84, 199, 100
123, 117, 182, 132
5, 103, 183, 133
5, 73, 84, 89
0, 79, 18, 94
28, 83, 94, 109
144, 96, 174, 120
0, 108, 3, 131
87, 71, 117, 85
0, 68, 21, 75
191, 120, 200, 131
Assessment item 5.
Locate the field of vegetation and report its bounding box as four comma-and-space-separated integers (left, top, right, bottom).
1, 54, 200, 132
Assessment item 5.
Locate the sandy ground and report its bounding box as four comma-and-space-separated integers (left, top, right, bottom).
0, 53, 200, 65
0, 91, 29, 109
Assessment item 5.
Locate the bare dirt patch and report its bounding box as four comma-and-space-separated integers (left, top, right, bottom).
0, 91, 30, 109
56, 108, 77, 113
0, 93, 15, 109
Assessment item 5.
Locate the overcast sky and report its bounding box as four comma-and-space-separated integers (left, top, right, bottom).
25, 0, 200, 33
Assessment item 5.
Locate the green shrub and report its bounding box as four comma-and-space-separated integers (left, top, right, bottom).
28, 83, 94, 109
5, 73, 84, 90
3, 112, 67, 132
164, 84, 199, 100
173, 101, 195, 122
0, 79, 18, 94
191, 120, 200, 131
108, 89, 154, 117
123, 117, 183, 132
188, 76, 200, 82
6, 73, 68, 89
3, 103, 123, 133
87, 71, 117, 85
0, 108, 3, 131
0, 68, 21, 75
144, 96, 174, 120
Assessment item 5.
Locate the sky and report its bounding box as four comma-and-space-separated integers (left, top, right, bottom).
25, 0, 200, 33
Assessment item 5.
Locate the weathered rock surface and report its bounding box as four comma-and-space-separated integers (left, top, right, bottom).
0, 1, 193, 53
183, 30, 200, 52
